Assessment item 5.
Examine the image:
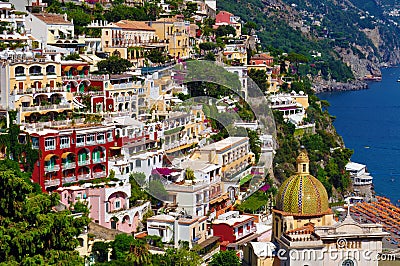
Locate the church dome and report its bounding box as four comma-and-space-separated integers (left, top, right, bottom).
275, 151, 329, 215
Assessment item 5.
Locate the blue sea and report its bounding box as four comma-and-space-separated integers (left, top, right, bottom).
319, 67, 400, 203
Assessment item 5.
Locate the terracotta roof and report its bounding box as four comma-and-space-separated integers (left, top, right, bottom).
115, 20, 155, 31
34, 13, 72, 25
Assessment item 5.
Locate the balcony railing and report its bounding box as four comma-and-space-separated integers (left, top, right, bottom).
45, 179, 60, 187
92, 171, 106, 179
21, 103, 72, 112
62, 162, 76, 170
77, 174, 91, 181
92, 157, 106, 163
44, 165, 60, 172
62, 176, 76, 184
62, 74, 110, 81
60, 143, 70, 149
77, 159, 90, 166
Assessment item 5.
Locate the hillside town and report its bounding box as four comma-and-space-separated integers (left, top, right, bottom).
0, 0, 397, 265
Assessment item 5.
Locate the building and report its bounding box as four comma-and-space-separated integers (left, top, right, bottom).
249, 53, 274, 67
25, 120, 116, 192
345, 161, 374, 186
243, 242, 277, 266
147, 213, 211, 249
58, 182, 150, 233
0, 50, 73, 123
215, 11, 241, 37
223, 44, 247, 65
212, 211, 257, 250
272, 150, 388, 265
150, 17, 191, 59
101, 20, 165, 67
26, 13, 84, 51
191, 137, 255, 200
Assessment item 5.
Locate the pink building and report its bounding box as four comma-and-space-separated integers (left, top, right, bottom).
58, 182, 150, 233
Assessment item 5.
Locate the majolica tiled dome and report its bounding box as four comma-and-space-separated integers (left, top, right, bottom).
275, 151, 329, 215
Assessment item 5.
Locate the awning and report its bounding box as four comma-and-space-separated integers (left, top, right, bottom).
239, 174, 253, 186
110, 146, 121, 150
61, 152, 73, 159
198, 236, 220, 249
44, 154, 56, 161
76, 65, 85, 71
63, 66, 72, 72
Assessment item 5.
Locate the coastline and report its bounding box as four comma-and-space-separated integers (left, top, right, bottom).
313, 79, 369, 93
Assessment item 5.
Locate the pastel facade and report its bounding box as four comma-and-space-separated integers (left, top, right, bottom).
59, 182, 150, 233
0, 53, 73, 123
150, 18, 191, 59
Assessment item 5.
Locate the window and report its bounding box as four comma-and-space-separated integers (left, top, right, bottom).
148, 158, 151, 166
86, 134, 95, 144
192, 228, 196, 239
45, 138, 55, 151
302, 164, 307, 172
136, 160, 141, 167
115, 201, 121, 209
31, 137, 39, 149
107, 131, 113, 141
97, 133, 105, 143
202, 223, 205, 231
60, 136, 70, 148
76, 135, 85, 146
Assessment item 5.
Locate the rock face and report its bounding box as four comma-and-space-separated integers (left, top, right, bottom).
313, 79, 368, 93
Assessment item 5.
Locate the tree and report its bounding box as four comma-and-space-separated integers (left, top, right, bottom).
92, 242, 110, 263
97, 56, 133, 74
209, 250, 241, 266
151, 247, 202, 266
204, 52, 216, 61
248, 68, 268, 92
199, 42, 217, 52
215, 25, 236, 37
146, 49, 168, 64
185, 168, 195, 180
0, 160, 90, 264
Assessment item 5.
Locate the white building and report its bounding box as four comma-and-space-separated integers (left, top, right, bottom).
147, 213, 209, 248
346, 162, 373, 186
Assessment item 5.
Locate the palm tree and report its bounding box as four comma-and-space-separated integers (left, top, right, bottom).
125, 239, 151, 266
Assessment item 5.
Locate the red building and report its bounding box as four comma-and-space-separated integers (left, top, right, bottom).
249, 53, 274, 66
212, 211, 257, 250
216, 11, 236, 24
27, 121, 116, 192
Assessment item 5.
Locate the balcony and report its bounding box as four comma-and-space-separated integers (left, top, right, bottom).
77, 174, 91, 181
117, 96, 125, 102
97, 138, 106, 144
21, 103, 72, 113
30, 73, 44, 80
62, 74, 110, 81
78, 159, 90, 166
92, 171, 106, 179
92, 157, 106, 163
62, 162, 76, 170
45, 179, 60, 187
60, 143, 70, 149
44, 165, 60, 172
62, 176, 76, 184
44, 145, 56, 151
76, 141, 85, 147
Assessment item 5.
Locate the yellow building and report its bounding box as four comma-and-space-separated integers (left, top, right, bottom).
223, 44, 247, 65
101, 20, 166, 67
149, 18, 191, 59
1, 57, 73, 123
162, 107, 206, 155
